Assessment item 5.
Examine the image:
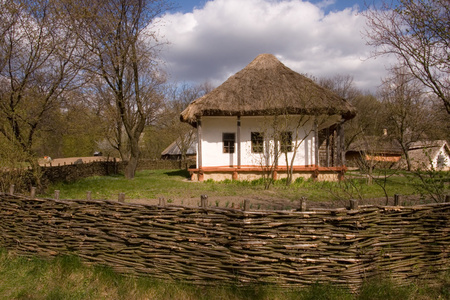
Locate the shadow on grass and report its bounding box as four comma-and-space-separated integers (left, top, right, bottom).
164, 169, 191, 178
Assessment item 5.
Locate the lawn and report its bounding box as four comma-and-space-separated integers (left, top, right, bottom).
1, 249, 448, 300
39, 168, 443, 209
6, 169, 450, 299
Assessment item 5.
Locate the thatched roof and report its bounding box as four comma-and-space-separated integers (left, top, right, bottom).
180, 54, 356, 127
161, 135, 197, 157
405, 140, 450, 170
347, 136, 402, 155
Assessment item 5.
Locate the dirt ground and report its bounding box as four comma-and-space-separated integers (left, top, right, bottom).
129, 194, 429, 210
39, 156, 114, 166
39, 157, 434, 210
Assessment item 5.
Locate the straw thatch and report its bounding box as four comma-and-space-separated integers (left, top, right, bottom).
161, 132, 197, 159
402, 140, 450, 170
180, 54, 356, 126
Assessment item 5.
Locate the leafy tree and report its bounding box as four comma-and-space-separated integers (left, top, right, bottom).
364, 0, 450, 114
63, 0, 171, 178
0, 0, 84, 165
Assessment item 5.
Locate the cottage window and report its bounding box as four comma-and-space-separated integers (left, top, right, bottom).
223, 133, 235, 153
251, 132, 264, 153
280, 131, 293, 152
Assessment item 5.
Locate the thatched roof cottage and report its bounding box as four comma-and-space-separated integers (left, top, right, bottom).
403, 140, 450, 171
180, 54, 356, 181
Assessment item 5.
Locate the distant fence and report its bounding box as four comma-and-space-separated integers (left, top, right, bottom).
7, 159, 183, 191
136, 159, 184, 171
40, 160, 123, 186
41, 159, 182, 183
0, 194, 448, 291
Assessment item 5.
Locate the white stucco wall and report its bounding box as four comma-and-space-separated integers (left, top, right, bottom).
198, 116, 317, 168
432, 145, 450, 171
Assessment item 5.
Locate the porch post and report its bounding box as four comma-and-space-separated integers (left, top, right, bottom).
337, 121, 345, 166
197, 117, 203, 170
326, 127, 330, 167
339, 121, 346, 166
237, 116, 241, 169
314, 119, 319, 167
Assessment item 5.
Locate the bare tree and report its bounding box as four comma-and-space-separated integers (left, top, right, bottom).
170, 83, 212, 168
379, 67, 434, 171
318, 74, 384, 152
253, 113, 320, 188
363, 0, 450, 113
0, 0, 83, 163
318, 74, 360, 101
63, 0, 170, 178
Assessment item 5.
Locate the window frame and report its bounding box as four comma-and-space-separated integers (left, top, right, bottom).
280, 131, 293, 153
251, 132, 264, 153
222, 132, 235, 154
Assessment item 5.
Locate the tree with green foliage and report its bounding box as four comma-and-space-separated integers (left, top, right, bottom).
62, 0, 170, 179
0, 0, 84, 163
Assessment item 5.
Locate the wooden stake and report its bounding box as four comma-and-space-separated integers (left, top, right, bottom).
118, 193, 125, 203
349, 199, 358, 210
30, 187, 36, 198
201, 195, 208, 208
299, 197, 307, 212
244, 199, 250, 211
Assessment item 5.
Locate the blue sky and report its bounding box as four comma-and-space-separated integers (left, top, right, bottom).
156, 0, 396, 93
172, 0, 370, 14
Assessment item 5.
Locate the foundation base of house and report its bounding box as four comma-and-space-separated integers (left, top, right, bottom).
189, 166, 346, 182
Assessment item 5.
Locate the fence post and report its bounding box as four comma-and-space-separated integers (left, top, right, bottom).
30, 187, 36, 198
201, 195, 208, 208
87, 191, 92, 201
54, 190, 60, 200
299, 197, 307, 212
445, 195, 450, 203
9, 184, 15, 195
159, 197, 166, 207
243, 199, 250, 211
118, 193, 125, 203
349, 199, 358, 210
394, 194, 401, 206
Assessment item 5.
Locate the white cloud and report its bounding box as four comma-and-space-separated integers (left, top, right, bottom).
155, 0, 394, 92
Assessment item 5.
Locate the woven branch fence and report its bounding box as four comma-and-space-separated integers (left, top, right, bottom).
0, 193, 448, 291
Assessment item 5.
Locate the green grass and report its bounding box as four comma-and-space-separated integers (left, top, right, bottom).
39, 169, 440, 205
0, 249, 448, 300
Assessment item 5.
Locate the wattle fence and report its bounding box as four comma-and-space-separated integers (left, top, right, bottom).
0, 193, 448, 291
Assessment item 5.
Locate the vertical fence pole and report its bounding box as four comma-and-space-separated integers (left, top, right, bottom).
9, 184, 15, 195
349, 199, 358, 210
118, 193, 125, 203
87, 191, 92, 201
201, 195, 208, 208
445, 195, 450, 203
159, 197, 166, 207
243, 199, 250, 211
394, 194, 401, 206
54, 190, 60, 200
299, 197, 307, 212
30, 187, 36, 198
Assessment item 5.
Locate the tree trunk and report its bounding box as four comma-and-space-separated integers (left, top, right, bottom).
125, 137, 140, 179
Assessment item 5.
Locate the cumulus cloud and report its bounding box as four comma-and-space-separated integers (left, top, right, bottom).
155, 0, 394, 92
